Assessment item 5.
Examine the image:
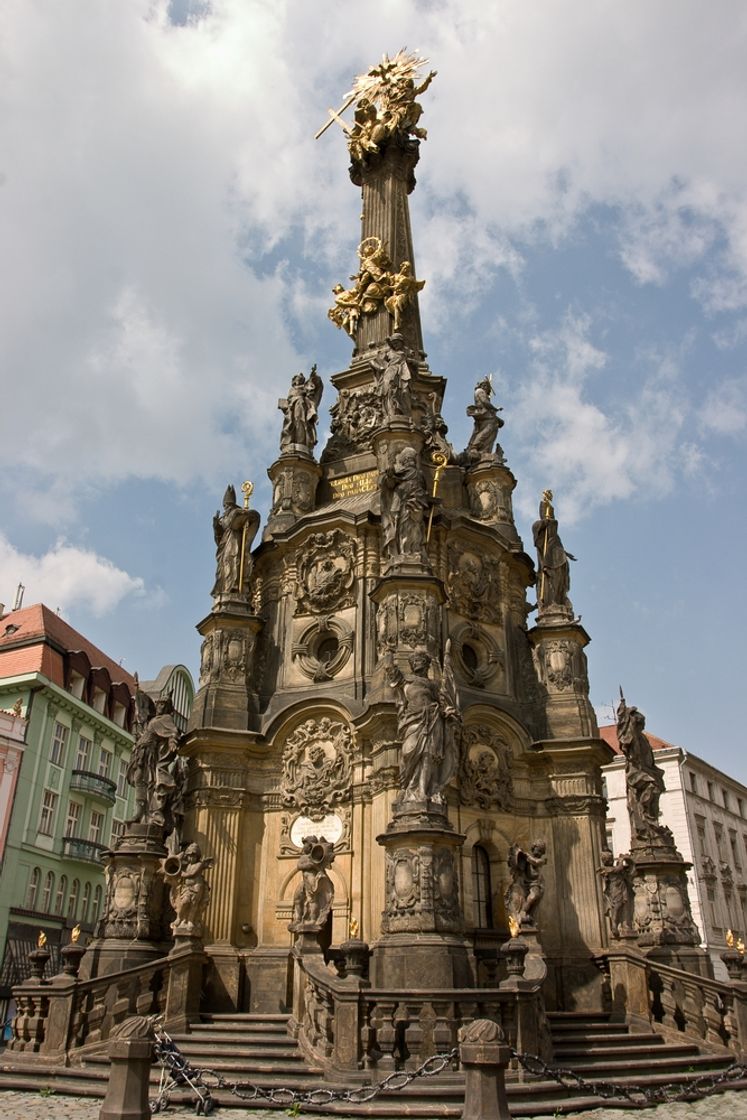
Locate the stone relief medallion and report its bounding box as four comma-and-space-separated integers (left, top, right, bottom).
223, 630, 253, 682
292, 616, 353, 681
450, 622, 503, 689
281, 717, 353, 816
433, 848, 461, 925
459, 725, 513, 811
446, 548, 502, 624
376, 591, 438, 655
468, 479, 510, 523
538, 639, 588, 693
296, 530, 356, 614
386, 847, 420, 913
290, 812, 345, 848
323, 386, 384, 460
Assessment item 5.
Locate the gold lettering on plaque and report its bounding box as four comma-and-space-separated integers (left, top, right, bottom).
329, 470, 378, 499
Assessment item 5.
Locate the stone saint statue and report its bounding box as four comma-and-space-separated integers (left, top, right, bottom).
385, 642, 461, 804
125, 692, 184, 837
160, 843, 214, 938
279, 366, 323, 454
465, 377, 504, 461
289, 835, 335, 933
616, 692, 666, 841
505, 840, 547, 929
380, 446, 429, 565
212, 484, 260, 598
598, 849, 635, 938
371, 334, 414, 422
532, 490, 575, 615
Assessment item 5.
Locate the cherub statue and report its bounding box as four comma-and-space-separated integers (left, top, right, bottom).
505, 840, 547, 929
160, 843, 214, 938
289, 836, 335, 933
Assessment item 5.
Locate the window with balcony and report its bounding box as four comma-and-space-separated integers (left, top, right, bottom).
66, 800, 82, 838
26, 867, 41, 910
75, 735, 92, 771
39, 789, 58, 835
41, 870, 55, 913
54, 874, 67, 916
67, 878, 80, 920
88, 811, 104, 844
50, 721, 69, 766
98, 749, 112, 779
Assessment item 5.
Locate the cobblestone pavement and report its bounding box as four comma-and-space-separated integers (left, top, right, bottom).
0, 1087, 746, 1120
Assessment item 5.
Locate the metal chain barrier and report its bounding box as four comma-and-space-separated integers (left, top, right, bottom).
152, 1024, 747, 1114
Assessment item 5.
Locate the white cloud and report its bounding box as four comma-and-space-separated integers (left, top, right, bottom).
0, 536, 146, 617
2, 0, 747, 521
509, 314, 694, 523
701, 376, 747, 435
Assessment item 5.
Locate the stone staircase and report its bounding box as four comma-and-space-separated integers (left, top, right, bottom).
0, 1010, 743, 1115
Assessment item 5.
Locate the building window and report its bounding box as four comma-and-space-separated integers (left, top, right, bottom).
111, 819, 125, 846
738, 798, 744, 819
88, 811, 104, 844
98, 749, 112, 779
39, 790, 58, 835
54, 874, 67, 916
471, 845, 493, 928
116, 757, 128, 798
93, 884, 103, 924
26, 867, 41, 910
731, 832, 741, 871
689, 772, 698, 795
75, 735, 92, 771
696, 818, 707, 856
41, 870, 55, 913
723, 788, 731, 811
67, 878, 80, 920
81, 882, 92, 924
50, 721, 69, 766
66, 800, 82, 838
714, 822, 725, 861
707, 781, 715, 801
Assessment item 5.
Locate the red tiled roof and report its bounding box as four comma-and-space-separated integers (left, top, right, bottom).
0, 604, 136, 693
600, 724, 676, 755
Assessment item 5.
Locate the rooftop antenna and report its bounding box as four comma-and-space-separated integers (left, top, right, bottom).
13, 583, 25, 611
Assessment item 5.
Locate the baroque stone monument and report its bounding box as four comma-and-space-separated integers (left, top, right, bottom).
176, 49, 613, 1015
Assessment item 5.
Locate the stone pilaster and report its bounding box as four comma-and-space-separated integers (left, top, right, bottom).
528, 617, 596, 739
265, 454, 322, 536
189, 600, 263, 733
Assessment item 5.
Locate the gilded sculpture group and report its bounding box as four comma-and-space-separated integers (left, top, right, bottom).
328, 236, 425, 338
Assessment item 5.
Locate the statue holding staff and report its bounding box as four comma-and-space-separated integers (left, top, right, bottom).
212, 483, 260, 598
532, 489, 575, 615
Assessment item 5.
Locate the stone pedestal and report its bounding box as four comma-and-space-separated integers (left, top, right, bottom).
83, 825, 171, 979
265, 453, 322, 535
632, 847, 711, 975
528, 617, 596, 739
189, 601, 263, 732
372, 800, 473, 989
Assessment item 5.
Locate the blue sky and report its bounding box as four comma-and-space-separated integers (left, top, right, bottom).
1, 2, 745, 778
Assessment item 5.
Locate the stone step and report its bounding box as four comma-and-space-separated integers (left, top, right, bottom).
552, 1030, 663, 1046
550, 1020, 632, 1034
171, 1035, 303, 1056
557, 1051, 734, 1076
552, 1041, 701, 1060
199, 1013, 289, 1024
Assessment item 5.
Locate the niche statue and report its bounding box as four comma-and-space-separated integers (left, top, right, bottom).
385, 641, 461, 805
371, 333, 414, 422
212, 483, 260, 599
506, 840, 547, 929
289, 835, 335, 934
532, 490, 575, 616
